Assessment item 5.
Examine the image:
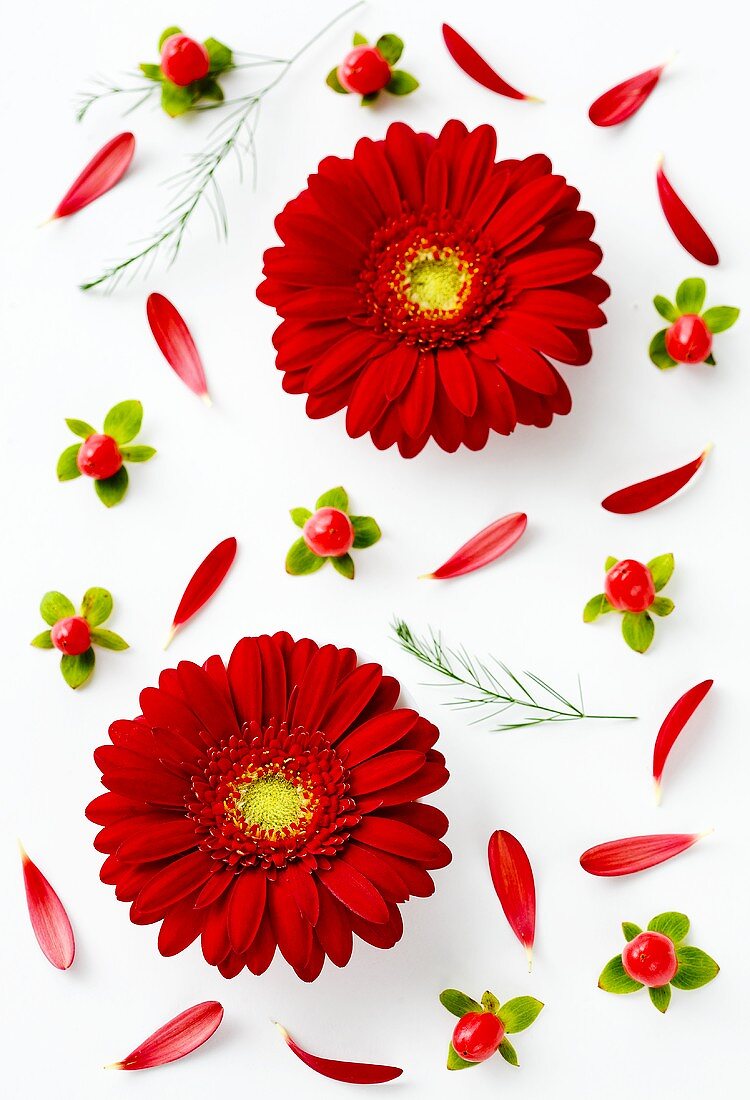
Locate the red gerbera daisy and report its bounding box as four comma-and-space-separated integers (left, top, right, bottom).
257, 120, 609, 457
87, 633, 450, 982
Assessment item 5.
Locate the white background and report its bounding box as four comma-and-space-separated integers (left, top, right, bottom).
1, 0, 748, 1096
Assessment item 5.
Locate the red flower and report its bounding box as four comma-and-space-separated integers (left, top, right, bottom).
257, 120, 609, 457
87, 633, 450, 981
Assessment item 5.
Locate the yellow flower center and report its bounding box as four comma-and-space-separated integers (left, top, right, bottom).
402, 247, 474, 316
235, 773, 309, 833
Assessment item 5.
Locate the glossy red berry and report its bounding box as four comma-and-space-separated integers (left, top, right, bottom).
452, 1012, 505, 1063
76, 434, 122, 480
50, 616, 91, 656
605, 559, 655, 613
303, 507, 355, 557
337, 46, 392, 95
622, 931, 678, 987
665, 314, 713, 364
160, 34, 210, 87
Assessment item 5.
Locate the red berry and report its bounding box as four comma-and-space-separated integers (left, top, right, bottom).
303, 507, 354, 558
160, 34, 210, 87
50, 616, 91, 656
665, 314, 713, 364
622, 931, 678, 987
604, 559, 656, 613
76, 434, 122, 480
451, 1012, 505, 1063
337, 46, 392, 95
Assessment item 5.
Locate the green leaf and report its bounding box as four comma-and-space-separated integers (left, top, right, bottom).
90, 628, 128, 651
60, 648, 95, 690
675, 277, 706, 314
326, 67, 348, 93
65, 418, 96, 438
605, 556, 619, 571
376, 34, 404, 64
598, 954, 643, 994
704, 352, 717, 366
481, 991, 500, 1014
351, 515, 381, 548
286, 538, 326, 576
95, 467, 129, 508
80, 587, 113, 627
40, 591, 74, 626
651, 596, 674, 617
498, 997, 544, 1034
386, 70, 419, 95
702, 305, 739, 333
439, 989, 483, 1018
649, 985, 672, 1013
161, 79, 197, 117
316, 486, 349, 510
204, 37, 233, 72
360, 92, 380, 105
290, 507, 312, 528
57, 444, 82, 481
622, 611, 654, 653
622, 922, 642, 942
446, 1043, 478, 1071
352, 31, 368, 45
103, 400, 142, 444
331, 553, 355, 579
647, 553, 674, 591
671, 946, 720, 990
198, 79, 224, 102
158, 26, 181, 49
648, 911, 689, 944
139, 62, 162, 81
498, 1037, 519, 1066
30, 630, 53, 649
583, 593, 613, 622
119, 445, 156, 463
649, 328, 677, 370
653, 295, 679, 322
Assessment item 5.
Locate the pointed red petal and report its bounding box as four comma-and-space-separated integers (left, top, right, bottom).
51, 133, 135, 219
657, 161, 719, 265
108, 1001, 223, 1070
275, 1023, 402, 1084
487, 830, 535, 968
20, 845, 75, 969
602, 447, 710, 513
441, 23, 539, 101
166, 537, 237, 647
589, 64, 666, 127
580, 832, 707, 876
146, 293, 210, 402
423, 512, 527, 580
653, 680, 714, 800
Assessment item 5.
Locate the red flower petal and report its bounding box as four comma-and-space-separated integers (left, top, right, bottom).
146, 294, 211, 403
487, 830, 535, 969
580, 832, 708, 876
275, 1022, 402, 1084
442, 23, 539, 102
589, 64, 667, 127
51, 133, 135, 219
602, 447, 710, 513
20, 845, 75, 970
317, 859, 389, 924
653, 680, 714, 802
165, 537, 237, 647
227, 869, 267, 955
657, 160, 719, 265
423, 512, 527, 580
107, 1001, 223, 1070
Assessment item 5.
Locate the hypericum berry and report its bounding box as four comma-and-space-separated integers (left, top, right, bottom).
50, 616, 91, 656
337, 45, 392, 94
451, 1012, 505, 1063
622, 931, 678, 987
76, 434, 123, 480
303, 507, 355, 558
160, 34, 210, 86
665, 314, 713, 364
604, 559, 655, 613
288, 487, 381, 580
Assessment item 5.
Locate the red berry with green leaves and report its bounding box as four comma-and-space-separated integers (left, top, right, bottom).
650, 277, 739, 369
76, 434, 122, 480
622, 931, 678, 987
59, 401, 156, 507
160, 34, 210, 86
32, 587, 128, 690
451, 1012, 504, 1063
287, 486, 381, 580
440, 987, 543, 1071
50, 616, 91, 656
604, 558, 655, 613
665, 314, 713, 364
338, 45, 392, 94
303, 507, 355, 558
584, 553, 674, 653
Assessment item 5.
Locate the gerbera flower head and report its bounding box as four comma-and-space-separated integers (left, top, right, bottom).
87, 633, 450, 981
257, 120, 609, 457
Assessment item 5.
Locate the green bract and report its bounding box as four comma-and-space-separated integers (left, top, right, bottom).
286, 486, 381, 581
583, 554, 675, 653
650, 278, 739, 369
326, 30, 418, 105
439, 987, 543, 1071
141, 27, 235, 117
57, 400, 155, 507
31, 587, 128, 690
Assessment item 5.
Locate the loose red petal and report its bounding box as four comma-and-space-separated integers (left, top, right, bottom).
20, 844, 75, 970
580, 832, 708, 876
601, 447, 710, 514
51, 133, 135, 220
422, 512, 527, 580
653, 680, 714, 802
165, 537, 237, 648
589, 63, 666, 127
107, 1001, 223, 1071
275, 1022, 402, 1084
487, 830, 536, 970
442, 23, 540, 102
146, 293, 210, 404
657, 160, 719, 265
